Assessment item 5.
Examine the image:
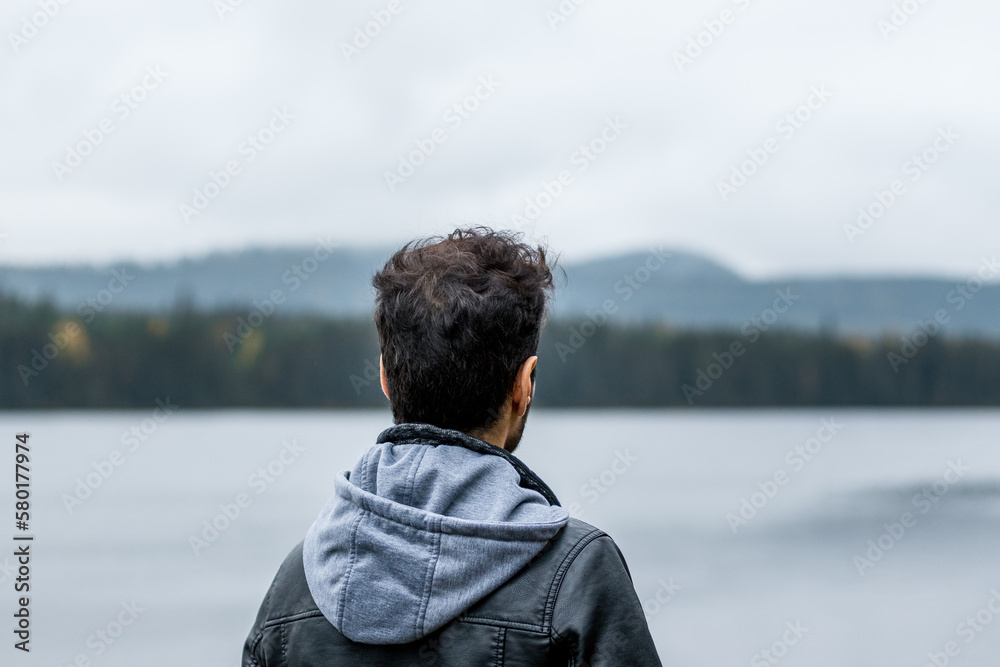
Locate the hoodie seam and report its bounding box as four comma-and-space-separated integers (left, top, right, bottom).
360, 445, 370, 490
414, 518, 442, 638
543, 528, 606, 629
404, 443, 429, 508
336, 510, 366, 633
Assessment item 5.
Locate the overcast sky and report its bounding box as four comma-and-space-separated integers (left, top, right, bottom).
1, 0, 997, 279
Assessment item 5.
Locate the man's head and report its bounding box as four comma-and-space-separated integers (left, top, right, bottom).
372, 227, 555, 450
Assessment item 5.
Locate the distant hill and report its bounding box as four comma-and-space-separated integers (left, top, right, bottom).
556, 253, 1000, 337
0, 246, 387, 317
2, 246, 999, 338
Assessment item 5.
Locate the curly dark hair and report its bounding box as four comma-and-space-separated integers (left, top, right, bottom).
372, 226, 555, 433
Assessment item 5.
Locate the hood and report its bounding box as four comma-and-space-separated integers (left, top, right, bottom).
302, 423, 570, 645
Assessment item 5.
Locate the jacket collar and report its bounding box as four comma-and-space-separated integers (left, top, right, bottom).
376, 422, 562, 507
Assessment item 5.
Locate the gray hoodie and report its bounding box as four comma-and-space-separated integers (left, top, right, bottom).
302, 424, 570, 645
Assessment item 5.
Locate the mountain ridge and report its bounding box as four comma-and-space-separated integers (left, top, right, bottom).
2, 246, 998, 338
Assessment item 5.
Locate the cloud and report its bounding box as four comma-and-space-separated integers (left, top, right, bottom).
1, 0, 998, 278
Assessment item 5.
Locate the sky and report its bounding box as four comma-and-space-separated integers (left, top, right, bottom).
1, 0, 998, 280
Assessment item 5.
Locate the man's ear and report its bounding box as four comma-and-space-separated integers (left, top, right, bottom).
379, 355, 390, 401
513, 356, 537, 417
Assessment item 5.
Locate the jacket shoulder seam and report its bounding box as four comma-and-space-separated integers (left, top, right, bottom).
246, 549, 294, 660
543, 527, 608, 628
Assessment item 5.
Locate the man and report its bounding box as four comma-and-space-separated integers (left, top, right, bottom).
243, 227, 661, 666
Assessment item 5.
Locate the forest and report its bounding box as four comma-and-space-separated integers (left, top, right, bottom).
3, 292, 999, 409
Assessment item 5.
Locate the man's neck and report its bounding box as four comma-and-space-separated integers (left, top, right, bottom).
467, 423, 507, 451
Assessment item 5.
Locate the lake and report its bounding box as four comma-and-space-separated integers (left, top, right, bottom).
3, 409, 1000, 666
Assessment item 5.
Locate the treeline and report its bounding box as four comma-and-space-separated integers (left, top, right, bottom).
2, 293, 1000, 409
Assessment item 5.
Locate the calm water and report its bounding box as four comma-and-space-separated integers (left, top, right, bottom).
2, 409, 1000, 666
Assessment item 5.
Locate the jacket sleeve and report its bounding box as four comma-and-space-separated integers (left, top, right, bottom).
242, 583, 274, 667
550, 533, 662, 666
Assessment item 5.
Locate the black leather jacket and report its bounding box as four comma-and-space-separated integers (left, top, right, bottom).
243, 518, 662, 666
243, 424, 661, 666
